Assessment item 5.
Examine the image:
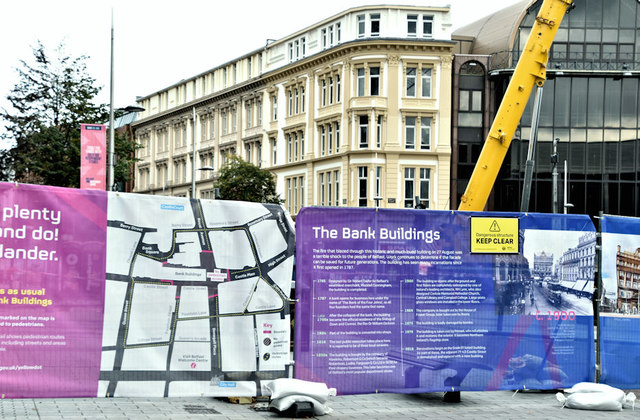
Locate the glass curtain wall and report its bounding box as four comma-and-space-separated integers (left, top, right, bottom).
491, 0, 640, 218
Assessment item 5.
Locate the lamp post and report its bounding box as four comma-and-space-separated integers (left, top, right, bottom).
563, 160, 574, 214
107, 9, 145, 191
108, 9, 115, 191
198, 165, 215, 176
197, 166, 217, 199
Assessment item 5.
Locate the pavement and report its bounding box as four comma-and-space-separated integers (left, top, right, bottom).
0, 390, 638, 419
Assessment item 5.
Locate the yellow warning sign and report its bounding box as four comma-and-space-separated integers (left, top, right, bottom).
470, 217, 519, 253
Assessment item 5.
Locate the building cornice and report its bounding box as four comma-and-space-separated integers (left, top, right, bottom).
135, 5, 452, 104
133, 79, 264, 128
133, 38, 454, 130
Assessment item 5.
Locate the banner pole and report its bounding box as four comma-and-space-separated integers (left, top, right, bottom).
108, 9, 115, 191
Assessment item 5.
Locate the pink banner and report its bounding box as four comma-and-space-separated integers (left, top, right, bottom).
80, 124, 107, 190
0, 183, 107, 398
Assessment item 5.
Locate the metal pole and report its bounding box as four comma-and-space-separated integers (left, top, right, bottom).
563, 160, 572, 214
551, 138, 559, 213
520, 86, 543, 212
564, 160, 567, 213
108, 9, 115, 191
595, 211, 603, 382
191, 106, 196, 198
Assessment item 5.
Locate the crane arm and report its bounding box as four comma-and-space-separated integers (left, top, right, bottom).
458, 0, 573, 211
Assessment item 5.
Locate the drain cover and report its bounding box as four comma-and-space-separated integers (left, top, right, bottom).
183, 404, 220, 414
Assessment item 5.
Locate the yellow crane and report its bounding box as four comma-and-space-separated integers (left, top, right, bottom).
458, 0, 574, 211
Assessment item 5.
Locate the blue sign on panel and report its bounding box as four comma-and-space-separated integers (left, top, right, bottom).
160, 204, 185, 211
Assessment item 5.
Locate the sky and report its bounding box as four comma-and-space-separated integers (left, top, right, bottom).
0, 0, 524, 148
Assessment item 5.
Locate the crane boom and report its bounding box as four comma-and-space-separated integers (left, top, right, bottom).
458, 0, 573, 211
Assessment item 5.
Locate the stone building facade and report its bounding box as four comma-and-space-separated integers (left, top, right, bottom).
131, 5, 454, 216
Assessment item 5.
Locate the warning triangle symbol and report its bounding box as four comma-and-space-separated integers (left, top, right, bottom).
489, 220, 501, 232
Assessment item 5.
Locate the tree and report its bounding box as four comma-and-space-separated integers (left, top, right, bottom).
214, 156, 283, 204
0, 41, 138, 187
113, 124, 141, 189
0, 149, 14, 181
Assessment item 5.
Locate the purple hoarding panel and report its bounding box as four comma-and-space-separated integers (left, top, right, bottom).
295, 207, 595, 395
0, 182, 107, 398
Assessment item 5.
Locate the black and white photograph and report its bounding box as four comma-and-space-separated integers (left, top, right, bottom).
493, 229, 595, 316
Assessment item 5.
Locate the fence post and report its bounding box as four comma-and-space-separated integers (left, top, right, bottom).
594, 212, 603, 382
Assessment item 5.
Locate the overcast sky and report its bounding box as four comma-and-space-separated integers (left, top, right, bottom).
0, 0, 524, 148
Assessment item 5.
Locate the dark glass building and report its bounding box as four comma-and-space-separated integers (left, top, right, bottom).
452, 0, 640, 218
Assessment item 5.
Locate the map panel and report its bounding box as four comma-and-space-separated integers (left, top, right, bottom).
99, 194, 295, 397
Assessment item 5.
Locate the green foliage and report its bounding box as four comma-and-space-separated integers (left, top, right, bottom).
17, 126, 80, 187
1, 41, 138, 188
214, 156, 283, 204
0, 149, 14, 181
113, 125, 141, 187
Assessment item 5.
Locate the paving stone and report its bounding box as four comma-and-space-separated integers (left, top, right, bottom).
0, 391, 639, 419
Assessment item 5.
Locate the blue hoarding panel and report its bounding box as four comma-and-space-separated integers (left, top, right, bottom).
600, 215, 640, 388
295, 208, 595, 394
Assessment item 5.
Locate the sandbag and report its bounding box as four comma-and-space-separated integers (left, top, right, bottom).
265, 378, 337, 404
565, 382, 623, 395
270, 394, 333, 416
556, 391, 623, 411
557, 382, 636, 411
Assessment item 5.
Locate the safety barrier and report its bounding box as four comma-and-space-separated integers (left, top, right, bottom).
1, 181, 638, 398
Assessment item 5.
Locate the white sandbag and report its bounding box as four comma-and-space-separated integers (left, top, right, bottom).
623, 392, 636, 410
557, 391, 622, 411
564, 382, 623, 395
266, 378, 337, 403
269, 394, 333, 416
558, 383, 637, 412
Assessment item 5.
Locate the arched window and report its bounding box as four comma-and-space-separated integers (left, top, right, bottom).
458, 61, 485, 128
